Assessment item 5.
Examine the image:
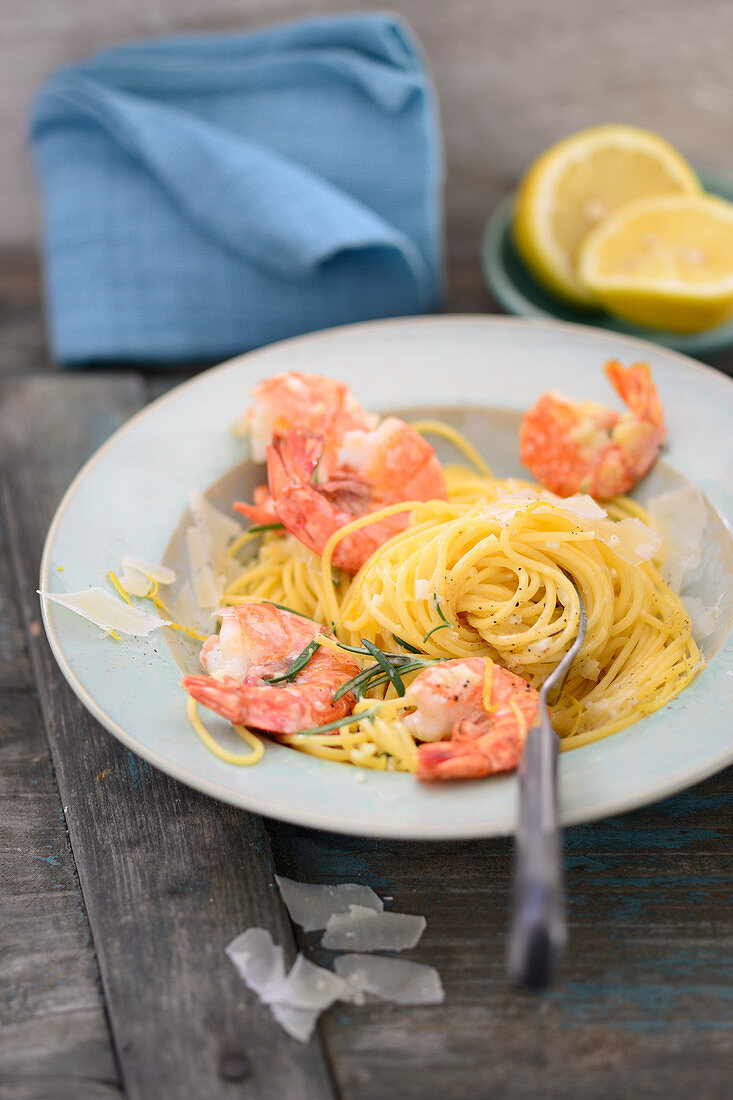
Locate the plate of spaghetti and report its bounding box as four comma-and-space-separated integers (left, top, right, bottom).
39, 317, 733, 838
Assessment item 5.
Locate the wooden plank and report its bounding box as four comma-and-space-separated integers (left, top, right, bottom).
0, 692, 122, 1094
0, 1078, 118, 1100
0, 249, 49, 377
0, 487, 121, 1097
0, 501, 32, 690
267, 767, 733, 1100
1, 375, 337, 1100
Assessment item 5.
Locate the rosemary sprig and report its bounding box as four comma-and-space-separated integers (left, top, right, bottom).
331, 639, 418, 663
264, 639, 320, 684
423, 592, 452, 643
333, 663, 383, 701
391, 633, 423, 655
423, 623, 450, 642
333, 653, 440, 702
247, 522, 285, 534
434, 591, 450, 625
292, 704, 383, 736
353, 659, 439, 697
361, 638, 406, 696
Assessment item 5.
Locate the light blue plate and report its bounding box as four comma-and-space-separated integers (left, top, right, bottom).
40, 316, 733, 839
481, 170, 733, 357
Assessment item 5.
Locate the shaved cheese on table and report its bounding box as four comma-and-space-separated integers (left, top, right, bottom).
275, 875, 383, 932
334, 954, 444, 1006
322, 904, 426, 951
268, 954, 347, 1010
225, 927, 287, 1000
270, 1003, 321, 1043
225, 928, 349, 1044
40, 588, 171, 635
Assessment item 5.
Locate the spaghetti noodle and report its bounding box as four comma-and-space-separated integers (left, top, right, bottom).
219, 459, 700, 768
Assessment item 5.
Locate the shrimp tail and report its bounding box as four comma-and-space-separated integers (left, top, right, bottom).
416, 689, 537, 781
269, 430, 323, 490
416, 742, 487, 780
183, 674, 251, 725
266, 431, 344, 560
605, 360, 665, 432
233, 485, 279, 525
183, 669, 357, 734
233, 501, 277, 525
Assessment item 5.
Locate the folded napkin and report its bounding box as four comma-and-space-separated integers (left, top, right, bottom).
30, 14, 443, 367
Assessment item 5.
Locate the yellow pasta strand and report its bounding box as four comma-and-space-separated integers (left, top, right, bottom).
187, 696, 264, 765
213, 435, 700, 773
410, 418, 494, 477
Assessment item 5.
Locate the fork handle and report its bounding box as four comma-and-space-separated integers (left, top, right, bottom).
506, 715, 566, 989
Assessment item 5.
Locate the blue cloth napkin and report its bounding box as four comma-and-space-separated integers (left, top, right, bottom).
30, 14, 443, 367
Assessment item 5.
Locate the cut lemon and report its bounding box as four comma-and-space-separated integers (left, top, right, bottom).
513, 125, 700, 307
578, 193, 733, 333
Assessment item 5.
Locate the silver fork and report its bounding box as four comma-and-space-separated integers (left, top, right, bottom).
506, 589, 587, 990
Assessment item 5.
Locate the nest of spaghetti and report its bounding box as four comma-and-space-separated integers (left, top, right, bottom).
215, 464, 700, 773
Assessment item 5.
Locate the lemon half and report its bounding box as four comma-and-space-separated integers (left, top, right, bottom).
513, 125, 700, 307
578, 193, 733, 333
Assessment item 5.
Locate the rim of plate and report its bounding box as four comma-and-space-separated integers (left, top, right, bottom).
39, 314, 733, 839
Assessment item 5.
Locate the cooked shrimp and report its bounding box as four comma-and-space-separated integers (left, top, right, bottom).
235, 484, 279, 526
242, 372, 376, 464
182, 602, 359, 733
519, 360, 666, 499
402, 658, 538, 780
236, 371, 377, 525
264, 420, 448, 572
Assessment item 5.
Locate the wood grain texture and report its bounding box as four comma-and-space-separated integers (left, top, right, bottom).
268, 768, 733, 1099
4, 0, 733, 258
0, 377, 337, 1100
0, 498, 121, 1096
2, 273, 733, 1097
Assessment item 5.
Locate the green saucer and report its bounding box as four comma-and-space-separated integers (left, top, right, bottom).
480, 169, 733, 357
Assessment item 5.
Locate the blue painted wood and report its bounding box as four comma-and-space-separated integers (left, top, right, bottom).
267, 768, 733, 1099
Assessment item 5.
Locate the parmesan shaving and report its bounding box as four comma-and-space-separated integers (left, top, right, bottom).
269, 954, 347, 1010
321, 905, 426, 952
646, 486, 707, 592
590, 517, 663, 565
334, 954, 444, 1006
275, 875, 383, 932
40, 588, 170, 635
225, 927, 286, 1000
483, 488, 662, 565
225, 930, 347, 1043
227, 877, 441, 1043
414, 579, 431, 601
269, 1003, 320, 1043
118, 555, 176, 598
186, 491, 242, 609
683, 596, 721, 642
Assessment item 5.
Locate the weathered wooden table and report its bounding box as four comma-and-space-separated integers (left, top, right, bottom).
2, 252, 732, 1100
